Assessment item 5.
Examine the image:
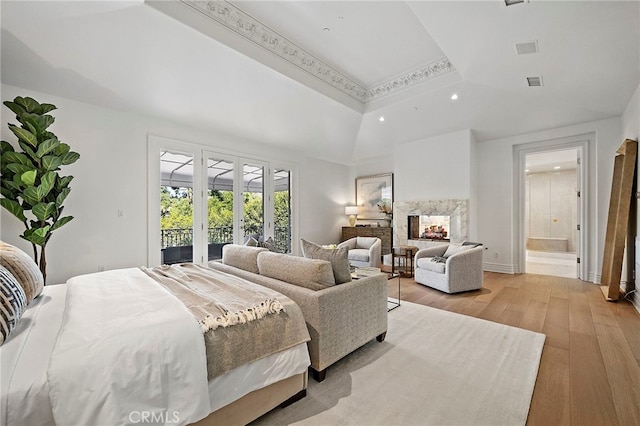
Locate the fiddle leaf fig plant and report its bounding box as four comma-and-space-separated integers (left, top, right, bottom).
0, 96, 80, 283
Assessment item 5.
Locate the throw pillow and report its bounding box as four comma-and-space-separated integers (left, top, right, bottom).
258, 236, 277, 252
0, 265, 27, 345
244, 237, 258, 247
300, 239, 352, 284
462, 241, 483, 248
0, 241, 44, 303
245, 236, 277, 251
443, 244, 473, 258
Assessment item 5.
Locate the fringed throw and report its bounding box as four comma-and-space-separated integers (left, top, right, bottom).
199, 298, 283, 332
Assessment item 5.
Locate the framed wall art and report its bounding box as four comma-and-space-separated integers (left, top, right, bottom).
355, 173, 394, 219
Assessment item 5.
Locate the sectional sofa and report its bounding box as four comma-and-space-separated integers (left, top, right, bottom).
207, 244, 388, 381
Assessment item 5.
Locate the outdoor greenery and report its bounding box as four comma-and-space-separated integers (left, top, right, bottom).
0, 96, 80, 283
160, 186, 290, 244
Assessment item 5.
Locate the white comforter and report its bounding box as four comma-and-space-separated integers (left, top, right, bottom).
47, 268, 211, 425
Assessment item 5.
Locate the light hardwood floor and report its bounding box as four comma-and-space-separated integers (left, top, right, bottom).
389, 272, 640, 426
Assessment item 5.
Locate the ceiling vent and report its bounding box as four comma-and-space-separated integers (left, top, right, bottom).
527, 76, 543, 87
515, 41, 538, 55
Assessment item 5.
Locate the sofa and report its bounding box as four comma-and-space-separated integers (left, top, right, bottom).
207, 244, 388, 382
337, 236, 382, 268
414, 243, 484, 294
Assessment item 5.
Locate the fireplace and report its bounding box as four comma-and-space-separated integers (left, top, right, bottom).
408, 215, 451, 241
394, 199, 469, 248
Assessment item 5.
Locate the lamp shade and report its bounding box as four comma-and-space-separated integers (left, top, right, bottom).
345, 206, 359, 216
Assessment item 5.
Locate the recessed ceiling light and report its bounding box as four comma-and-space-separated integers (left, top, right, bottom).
379, 116, 385, 122
553, 166, 561, 170
450, 93, 459, 101
525, 169, 530, 172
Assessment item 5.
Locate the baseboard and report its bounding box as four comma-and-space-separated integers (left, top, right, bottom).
483, 262, 515, 274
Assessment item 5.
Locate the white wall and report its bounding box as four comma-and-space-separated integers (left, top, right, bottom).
394, 129, 472, 201
622, 82, 640, 312
622, 83, 640, 141
475, 118, 621, 279
0, 84, 349, 284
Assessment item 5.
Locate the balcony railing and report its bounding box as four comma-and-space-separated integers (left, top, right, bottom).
161, 225, 291, 254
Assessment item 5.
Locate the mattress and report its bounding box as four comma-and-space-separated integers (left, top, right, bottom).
1, 282, 309, 425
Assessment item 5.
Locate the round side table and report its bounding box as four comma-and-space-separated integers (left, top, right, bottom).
392, 245, 419, 278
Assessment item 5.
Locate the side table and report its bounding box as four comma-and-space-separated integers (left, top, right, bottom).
392, 245, 419, 278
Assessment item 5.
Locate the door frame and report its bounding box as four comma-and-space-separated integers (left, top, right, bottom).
514, 135, 591, 280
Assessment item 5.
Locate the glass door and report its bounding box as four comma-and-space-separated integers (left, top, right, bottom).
159, 151, 195, 264
241, 159, 267, 244
206, 155, 236, 260
273, 168, 292, 253
149, 136, 297, 265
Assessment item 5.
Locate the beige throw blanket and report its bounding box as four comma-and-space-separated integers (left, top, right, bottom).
141, 264, 310, 380
142, 263, 283, 332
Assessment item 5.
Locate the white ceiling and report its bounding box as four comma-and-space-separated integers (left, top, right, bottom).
1, 1, 638, 165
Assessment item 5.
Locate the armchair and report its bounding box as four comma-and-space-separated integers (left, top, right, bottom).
338, 237, 382, 268
414, 243, 484, 293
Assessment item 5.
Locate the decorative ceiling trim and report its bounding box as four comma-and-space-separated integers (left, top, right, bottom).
179, 0, 455, 104
365, 58, 455, 103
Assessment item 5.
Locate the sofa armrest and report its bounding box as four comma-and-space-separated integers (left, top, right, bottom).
311, 274, 387, 370
415, 245, 448, 263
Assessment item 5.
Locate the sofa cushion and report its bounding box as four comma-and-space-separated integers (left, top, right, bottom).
348, 249, 370, 263
222, 244, 268, 274
257, 251, 336, 291
300, 239, 351, 284
416, 257, 446, 274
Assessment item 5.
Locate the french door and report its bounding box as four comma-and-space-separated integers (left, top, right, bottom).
148, 136, 295, 266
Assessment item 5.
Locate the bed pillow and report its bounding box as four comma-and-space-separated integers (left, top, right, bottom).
0, 265, 27, 345
300, 239, 351, 284
0, 241, 44, 303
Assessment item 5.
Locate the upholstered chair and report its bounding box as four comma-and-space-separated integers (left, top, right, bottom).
414, 243, 484, 293
337, 237, 382, 268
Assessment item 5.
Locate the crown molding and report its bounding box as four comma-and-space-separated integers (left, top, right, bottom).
365, 58, 455, 103
163, 0, 455, 106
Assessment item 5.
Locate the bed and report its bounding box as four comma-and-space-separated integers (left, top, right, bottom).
1, 266, 311, 425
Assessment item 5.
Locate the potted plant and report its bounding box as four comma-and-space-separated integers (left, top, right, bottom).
0, 96, 80, 283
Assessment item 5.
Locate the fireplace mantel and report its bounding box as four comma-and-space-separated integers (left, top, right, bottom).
393, 200, 469, 247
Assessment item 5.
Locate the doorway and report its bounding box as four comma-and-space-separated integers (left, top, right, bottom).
524, 149, 579, 278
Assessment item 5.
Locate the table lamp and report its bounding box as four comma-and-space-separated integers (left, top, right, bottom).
345, 206, 358, 227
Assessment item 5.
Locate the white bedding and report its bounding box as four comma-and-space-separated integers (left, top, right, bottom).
1, 268, 310, 425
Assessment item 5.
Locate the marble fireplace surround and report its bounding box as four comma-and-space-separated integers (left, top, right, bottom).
394, 200, 469, 247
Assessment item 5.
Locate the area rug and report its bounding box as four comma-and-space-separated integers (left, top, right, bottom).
252, 301, 545, 426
